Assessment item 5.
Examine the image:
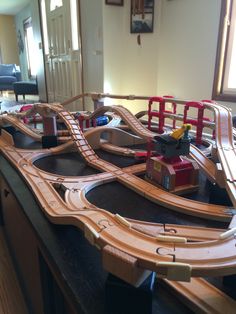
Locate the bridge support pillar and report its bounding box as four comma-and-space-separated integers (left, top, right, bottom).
42, 116, 58, 148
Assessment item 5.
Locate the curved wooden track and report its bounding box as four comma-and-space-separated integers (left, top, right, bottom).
85, 125, 217, 183
1, 101, 236, 288
1, 103, 216, 183
204, 101, 236, 207
0, 102, 233, 220
0, 114, 42, 141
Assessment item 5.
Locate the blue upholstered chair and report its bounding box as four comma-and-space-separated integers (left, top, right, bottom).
0, 64, 21, 91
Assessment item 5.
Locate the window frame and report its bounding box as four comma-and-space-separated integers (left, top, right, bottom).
23, 17, 37, 79
212, 0, 236, 102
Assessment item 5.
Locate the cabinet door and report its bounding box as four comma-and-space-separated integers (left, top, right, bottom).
1, 177, 44, 314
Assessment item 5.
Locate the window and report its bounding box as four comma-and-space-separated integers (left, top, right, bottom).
70, 0, 79, 50
212, 0, 236, 101
50, 0, 63, 11
24, 17, 37, 78
40, 0, 49, 55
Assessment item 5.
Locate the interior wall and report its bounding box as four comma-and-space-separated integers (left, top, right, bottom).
80, 0, 160, 112
80, 0, 104, 111
24, 0, 234, 114
103, 0, 160, 113
0, 15, 19, 65
103, 4, 125, 95
101, 0, 236, 115
157, 0, 236, 114
157, 0, 221, 100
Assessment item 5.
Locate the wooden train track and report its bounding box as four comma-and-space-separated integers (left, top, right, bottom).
204, 101, 236, 207
1, 100, 236, 290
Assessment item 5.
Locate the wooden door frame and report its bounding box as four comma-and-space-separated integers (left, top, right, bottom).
38, 0, 84, 108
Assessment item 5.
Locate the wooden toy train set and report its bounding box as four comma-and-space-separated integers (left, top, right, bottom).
0, 93, 236, 312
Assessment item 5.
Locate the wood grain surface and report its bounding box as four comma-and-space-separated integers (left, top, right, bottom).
0, 228, 28, 314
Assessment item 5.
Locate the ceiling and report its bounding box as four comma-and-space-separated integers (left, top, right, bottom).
0, 0, 31, 15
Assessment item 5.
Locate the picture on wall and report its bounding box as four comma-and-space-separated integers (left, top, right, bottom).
131, 0, 154, 33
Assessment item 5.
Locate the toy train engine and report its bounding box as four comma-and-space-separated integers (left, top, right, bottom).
146, 124, 199, 194
74, 112, 109, 131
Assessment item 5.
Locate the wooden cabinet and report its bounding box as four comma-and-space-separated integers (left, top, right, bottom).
1, 177, 44, 314
0, 175, 78, 314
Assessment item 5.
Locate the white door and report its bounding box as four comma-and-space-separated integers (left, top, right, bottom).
41, 0, 83, 111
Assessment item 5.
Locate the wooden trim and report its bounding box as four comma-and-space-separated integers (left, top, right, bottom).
0, 228, 28, 314
212, 0, 227, 100
212, 0, 236, 102
78, 0, 85, 110
212, 93, 236, 102
38, 0, 49, 102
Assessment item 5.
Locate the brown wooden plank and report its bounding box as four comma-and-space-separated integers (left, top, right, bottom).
0, 228, 28, 314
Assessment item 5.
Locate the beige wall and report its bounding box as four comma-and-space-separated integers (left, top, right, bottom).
157, 0, 236, 115
157, 0, 221, 100
100, 0, 236, 114
0, 15, 19, 65
103, 0, 160, 113
80, 0, 104, 111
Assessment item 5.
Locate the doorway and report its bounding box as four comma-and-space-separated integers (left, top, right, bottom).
40, 0, 83, 111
